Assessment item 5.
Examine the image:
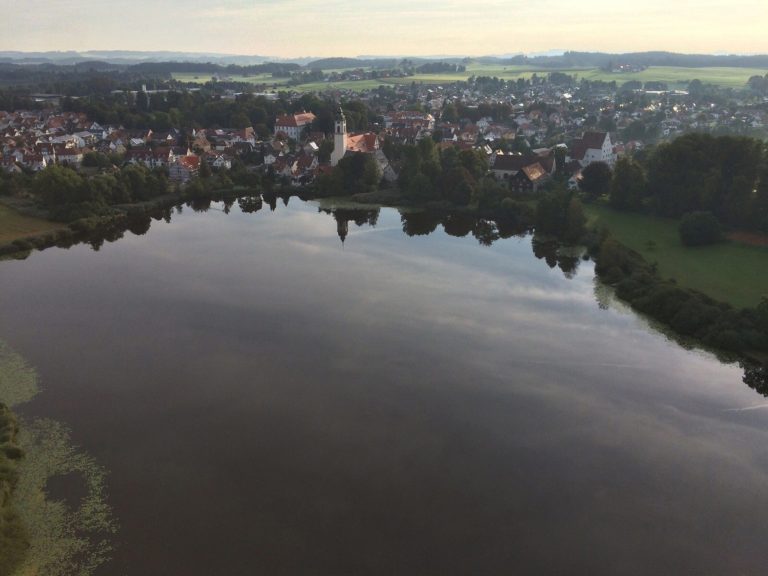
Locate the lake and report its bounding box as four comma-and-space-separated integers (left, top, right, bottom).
1, 197, 767, 575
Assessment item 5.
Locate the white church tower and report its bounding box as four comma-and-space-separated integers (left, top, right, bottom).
330, 106, 348, 166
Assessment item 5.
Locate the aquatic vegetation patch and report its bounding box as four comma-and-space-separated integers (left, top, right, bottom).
0, 341, 116, 576
0, 343, 39, 409
12, 419, 117, 576
0, 404, 27, 576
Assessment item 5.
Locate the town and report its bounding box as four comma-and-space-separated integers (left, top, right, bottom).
2, 65, 768, 194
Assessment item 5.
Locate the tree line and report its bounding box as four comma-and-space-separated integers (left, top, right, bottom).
580, 133, 768, 233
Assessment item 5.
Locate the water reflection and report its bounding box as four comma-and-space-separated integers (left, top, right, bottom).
742, 361, 768, 396
319, 208, 381, 244
5, 194, 764, 393
237, 195, 263, 214
1, 198, 767, 575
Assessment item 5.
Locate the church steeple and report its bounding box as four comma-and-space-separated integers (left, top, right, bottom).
334, 105, 347, 135
331, 105, 348, 166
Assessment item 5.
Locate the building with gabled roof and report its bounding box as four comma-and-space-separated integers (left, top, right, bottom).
169, 154, 200, 183
274, 111, 316, 141
568, 131, 615, 167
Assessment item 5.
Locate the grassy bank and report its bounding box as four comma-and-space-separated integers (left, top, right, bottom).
0, 204, 64, 245
585, 204, 768, 309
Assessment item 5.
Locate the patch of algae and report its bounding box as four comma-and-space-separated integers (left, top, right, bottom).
12, 420, 117, 576
0, 342, 39, 408
0, 343, 117, 576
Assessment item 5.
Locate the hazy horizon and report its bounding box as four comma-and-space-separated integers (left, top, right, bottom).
2, 0, 766, 59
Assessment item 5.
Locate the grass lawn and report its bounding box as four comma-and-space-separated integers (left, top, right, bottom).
584, 204, 768, 309
0, 204, 63, 245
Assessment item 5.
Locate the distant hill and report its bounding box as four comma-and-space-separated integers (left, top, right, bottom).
0, 50, 766, 71
510, 51, 768, 69
0, 50, 298, 66
305, 57, 400, 70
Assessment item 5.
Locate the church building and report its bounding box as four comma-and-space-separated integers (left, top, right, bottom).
330, 107, 397, 182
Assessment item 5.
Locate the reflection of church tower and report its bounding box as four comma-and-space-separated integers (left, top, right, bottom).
330, 106, 347, 167
336, 216, 348, 245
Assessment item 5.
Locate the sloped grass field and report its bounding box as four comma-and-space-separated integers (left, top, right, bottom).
0, 204, 63, 245
585, 204, 768, 309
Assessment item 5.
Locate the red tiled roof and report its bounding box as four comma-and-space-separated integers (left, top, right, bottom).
178, 155, 200, 170
346, 133, 378, 154
275, 112, 316, 128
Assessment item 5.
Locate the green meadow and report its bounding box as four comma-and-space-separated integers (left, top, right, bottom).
172, 64, 767, 91
585, 204, 768, 309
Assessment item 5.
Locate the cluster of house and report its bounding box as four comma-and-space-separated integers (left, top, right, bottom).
0, 102, 623, 194
0, 110, 255, 182
486, 131, 615, 193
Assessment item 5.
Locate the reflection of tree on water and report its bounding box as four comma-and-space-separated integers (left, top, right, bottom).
263, 191, 278, 212
400, 210, 440, 236
496, 216, 529, 239
472, 219, 500, 246
531, 234, 581, 278
238, 195, 263, 214
442, 213, 474, 237
126, 214, 152, 236
532, 236, 559, 268
189, 198, 212, 212
742, 361, 768, 397
222, 197, 236, 214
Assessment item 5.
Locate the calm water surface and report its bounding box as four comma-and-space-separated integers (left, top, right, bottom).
1, 199, 767, 575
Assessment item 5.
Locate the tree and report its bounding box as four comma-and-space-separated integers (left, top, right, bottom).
598, 115, 616, 132
579, 161, 612, 200
33, 165, 86, 206
563, 197, 587, 244
646, 133, 762, 224
623, 120, 646, 141
441, 103, 458, 123
753, 159, 768, 232
610, 157, 646, 211
335, 153, 380, 195
679, 211, 723, 246
317, 140, 334, 164
536, 186, 573, 237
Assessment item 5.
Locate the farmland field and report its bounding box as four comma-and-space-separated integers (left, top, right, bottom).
172, 64, 767, 91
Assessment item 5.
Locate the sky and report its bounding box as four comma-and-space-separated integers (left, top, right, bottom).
1, 0, 767, 58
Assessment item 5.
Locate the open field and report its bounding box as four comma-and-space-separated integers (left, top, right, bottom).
402, 64, 768, 88
0, 204, 63, 245
585, 204, 768, 309
172, 64, 767, 91
294, 79, 390, 92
